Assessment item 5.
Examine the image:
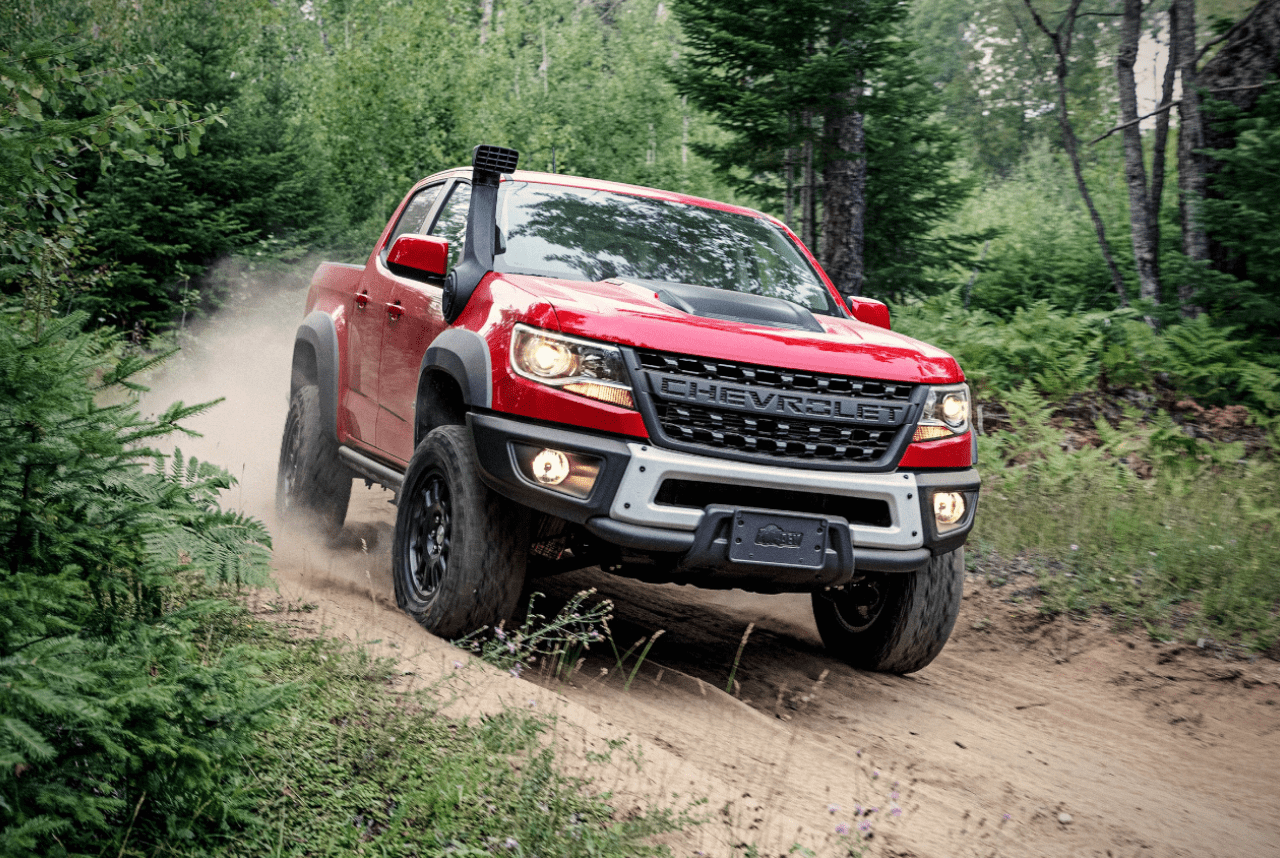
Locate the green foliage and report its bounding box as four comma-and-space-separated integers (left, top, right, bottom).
69, 1, 332, 332
0, 34, 211, 322
942, 141, 1126, 315
1200, 83, 1280, 341
0, 307, 277, 856
907, 0, 1120, 178
670, 0, 984, 294
894, 289, 1280, 412
973, 388, 1280, 651
208, 634, 690, 858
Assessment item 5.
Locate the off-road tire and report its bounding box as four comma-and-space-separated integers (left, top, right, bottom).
276, 384, 352, 543
392, 424, 529, 639
812, 547, 964, 674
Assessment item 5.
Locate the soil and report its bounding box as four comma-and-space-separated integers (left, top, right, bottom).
147, 291, 1280, 858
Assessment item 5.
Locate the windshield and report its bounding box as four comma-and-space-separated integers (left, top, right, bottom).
493, 181, 839, 315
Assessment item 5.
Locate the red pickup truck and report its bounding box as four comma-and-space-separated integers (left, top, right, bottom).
277, 145, 979, 673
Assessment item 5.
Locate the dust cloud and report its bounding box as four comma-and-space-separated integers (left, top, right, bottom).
138, 265, 314, 524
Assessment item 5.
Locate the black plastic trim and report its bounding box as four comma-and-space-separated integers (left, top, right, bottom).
584, 517, 696, 553
853, 546, 933, 573
442, 146, 519, 323
913, 468, 982, 552
468, 412, 634, 525
293, 311, 342, 442
422, 328, 493, 410
675, 505, 855, 591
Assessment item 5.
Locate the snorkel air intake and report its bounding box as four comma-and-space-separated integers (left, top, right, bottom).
441, 144, 520, 323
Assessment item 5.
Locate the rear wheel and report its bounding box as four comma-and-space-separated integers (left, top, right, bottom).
276, 384, 352, 543
812, 547, 964, 674
392, 425, 529, 639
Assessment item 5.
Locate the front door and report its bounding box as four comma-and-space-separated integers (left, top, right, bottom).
375, 181, 471, 462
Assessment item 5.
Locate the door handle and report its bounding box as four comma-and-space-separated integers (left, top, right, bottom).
386, 301, 404, 322
355, 291, 370, 309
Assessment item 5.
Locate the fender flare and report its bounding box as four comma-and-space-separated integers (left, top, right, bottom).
293, 311, 342, 442
417, 328, 493, 440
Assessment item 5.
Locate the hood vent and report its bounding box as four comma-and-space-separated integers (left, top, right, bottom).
624, 279, 826, 333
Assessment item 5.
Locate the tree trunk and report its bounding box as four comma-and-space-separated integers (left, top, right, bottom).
821, 81, 867, 298
1174, 0, 1209, 320
1117, 0, 1160, 306
801, 110, 816, 252
784, 146, 795, 231
1150, 5, 1178, 283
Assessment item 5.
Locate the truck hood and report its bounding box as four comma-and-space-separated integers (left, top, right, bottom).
498, 273, 964, 385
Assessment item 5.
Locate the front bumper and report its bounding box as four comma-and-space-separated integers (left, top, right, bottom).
470, 412, 979, 590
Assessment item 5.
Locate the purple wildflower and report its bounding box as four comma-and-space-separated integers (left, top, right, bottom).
891, 807, 902, 817
834, 823, 849, 836
859, 821, 872, 833
827, 803, 840, 815
453, 660, 463, 670
509, 664, 523, 678
495, 627, 506, 640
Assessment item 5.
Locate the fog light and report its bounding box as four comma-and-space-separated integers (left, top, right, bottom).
531, 448, 571, 485
934, 491, 966, 528
513, 443, 602, 499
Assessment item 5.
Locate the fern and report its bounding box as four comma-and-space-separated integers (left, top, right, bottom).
0, 306, 279, 855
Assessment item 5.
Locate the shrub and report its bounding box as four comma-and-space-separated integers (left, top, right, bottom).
0, 308, 278, 857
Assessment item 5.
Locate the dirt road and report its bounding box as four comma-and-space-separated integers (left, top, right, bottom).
151, 293, 1280, 858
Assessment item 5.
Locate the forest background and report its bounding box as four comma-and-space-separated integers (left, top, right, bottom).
3, 0, 1280, 854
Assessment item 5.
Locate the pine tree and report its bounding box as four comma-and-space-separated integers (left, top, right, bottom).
671, 0, 983, 299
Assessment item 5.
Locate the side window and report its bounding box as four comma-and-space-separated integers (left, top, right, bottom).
430, 183, 472, 274
382, 183, 444, 262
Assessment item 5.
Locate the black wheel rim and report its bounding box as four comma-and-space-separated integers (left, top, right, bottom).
279, 406, 303, 512
405, 470, 451, 601
831, 576, 888, 634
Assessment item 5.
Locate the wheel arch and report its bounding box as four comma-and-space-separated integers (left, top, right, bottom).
292, 311, 342, 442
416, 328, 492, 446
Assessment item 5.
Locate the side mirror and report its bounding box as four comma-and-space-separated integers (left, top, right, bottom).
387, 234, 449, 280
844, 295, 891, 330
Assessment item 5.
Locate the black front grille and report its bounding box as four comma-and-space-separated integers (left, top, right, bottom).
635, 351, 916, 400
633, 349, 918, 468
656, 479, 892, 527
656, 401, 898, 462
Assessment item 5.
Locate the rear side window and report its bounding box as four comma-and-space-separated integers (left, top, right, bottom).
382, 183, 445, 261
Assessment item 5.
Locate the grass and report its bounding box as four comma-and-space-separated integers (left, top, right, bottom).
971, 390, 1280, 653
158, 605, 692, 858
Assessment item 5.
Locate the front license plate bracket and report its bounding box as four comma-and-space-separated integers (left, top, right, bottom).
727, 509, 830, 569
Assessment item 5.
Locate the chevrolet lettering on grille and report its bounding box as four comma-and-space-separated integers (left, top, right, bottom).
648, 372, 910, 425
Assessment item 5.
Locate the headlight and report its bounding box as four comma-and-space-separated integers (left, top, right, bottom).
510, 324, 636, 409
913, 383, 970, 442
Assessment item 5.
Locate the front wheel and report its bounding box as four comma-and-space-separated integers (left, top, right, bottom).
392, 425, 529, 639
811, 547, 964, 674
